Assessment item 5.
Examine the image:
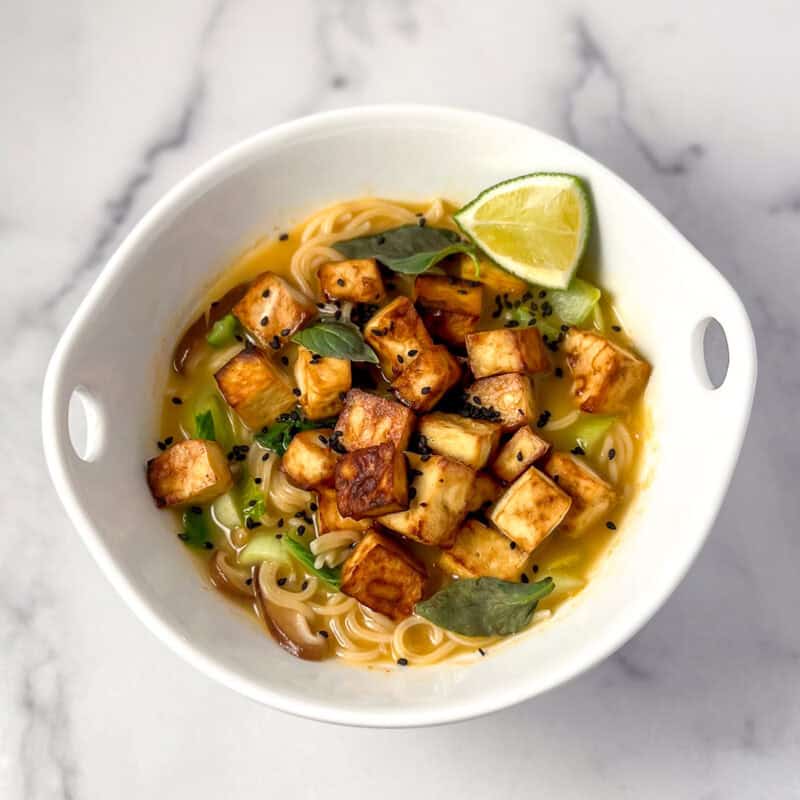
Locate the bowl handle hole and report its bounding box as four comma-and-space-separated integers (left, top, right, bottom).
67, 386, 106, 462
693, 317, 730, 390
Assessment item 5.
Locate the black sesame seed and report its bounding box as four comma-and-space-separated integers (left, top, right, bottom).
571, 445, 586, 455
254, 477, 262, 485
204, 541, 214, 550
539, 290, 547, 298
504, 320, 520, 328
260, 315, 270, 326
245, 577, 253, 585
245, 518, 262, 529
277, 518, 284, 528
532, 564, 539, 573
297, 525, 306, 535
278, 577, 287, 586
164, 436, 173, 446
608, 448, 617, 461
561, 324, 570, 332
612, 325, 622, 332
397, 657, 409, 666
377, 235, 386, 245
281, 355, 289, 366
472, 396, 482, 405
510, 541, 517, 550
275, 533, 283, 539
269, 337, 280, 350
478, 648, 486, 656
281, 328, 290, 337
417, 217, 427, 227
301, 580, 308, 590
337, 278, 346, 287
171, 396, 182, 405
310, 502, 318, 512
536, 410, 551, 429
407, 349, 418, 357
318, 630, 329, 638
262, 289, 271, 298
516, 451, 524, 462
397, 354, 404, 364
191, 505, 202, 515
157, 441, 166, 451
554, 367, 563, 378
521, 573, 530, 583
292, 388, 302, 397
421, 386, 431, 395
262, 453, 270, 461
178, 533, 189, 541
606, 521, 617, 530
409, 487, 417, 500
279, 233, 289, 241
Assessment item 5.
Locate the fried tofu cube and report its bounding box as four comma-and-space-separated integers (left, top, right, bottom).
544, 452, 617, 536
489, 466, 572, 551
281, 428, 338, 490
466, 374, 537, 432
364, 296, 433, 378
391, 345, 461, 412
415, 274, 483, 346
379, 453, 475, 547
564, 329, 651, 413
335, 443, 408, 519
466, 472, 502, 514
445, 253, 529, 296
215, 348, 296, 430
147, 439, 233, 508
340, 530, 426, 621
417, 412, 501, 470
294, 346, 351, 420
466, 327, 551, 378
232, 272, 315, 352
316, 487, 372, 533
419, 308, 480, 347
491, 426, 551, 483
334, 389, 415, 452
439, 519, 529, 580
318, 258, 386, 304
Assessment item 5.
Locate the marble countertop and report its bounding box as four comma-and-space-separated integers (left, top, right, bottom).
3, 1, 799, 798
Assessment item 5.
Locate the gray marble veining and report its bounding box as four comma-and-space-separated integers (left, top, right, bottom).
2, 1, 799, 798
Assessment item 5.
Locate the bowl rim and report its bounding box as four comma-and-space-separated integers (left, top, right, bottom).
42, 104, 757, 727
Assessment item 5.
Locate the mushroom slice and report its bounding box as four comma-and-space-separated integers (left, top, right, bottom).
254, 564, 329, 661
172, 282, 249, 373
209, 550, 253, 598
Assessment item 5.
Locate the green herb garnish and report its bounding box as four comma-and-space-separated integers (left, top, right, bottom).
254, 408, 335, 456
194, 409, 216, 441
291, 320, 378, 363
415, 576, 554, 636
206, 313, 242, 347
283, 537, 342, 589
179, 508, 213, 549
334, 225, 477, 275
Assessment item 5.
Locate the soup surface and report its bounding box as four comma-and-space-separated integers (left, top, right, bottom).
149, 195, 650, 668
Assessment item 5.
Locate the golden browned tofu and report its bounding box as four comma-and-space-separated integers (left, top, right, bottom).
489, 466, 572, 551
335, 443, 408, 519
491, 426, 551, 483
147, 439, 233, 508
466, 374, 537, 432
544, 452, 618, 535
232, 272, 315, 352
318, 258, 386, 304
391, 345, 461, 412
379, 453, 475, 547
315, 486, 372, 533
281, 428, 339, 490
444, 253, 528, 296
334, 389, 415, 451
363, 296, 433, 378
564, 329, 651, 413
466, 327, 550, 378
340, 530, 426, 621
294, 346, 351, 420
439, 519, 529, 580
414, 274, 483, 347
419, 308, 479, 347
466, 472, 502, 514
417, 412, 501, 470
215, 349, 296, 430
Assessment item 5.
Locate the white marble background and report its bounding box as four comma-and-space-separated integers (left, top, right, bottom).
2, 1, 799, 798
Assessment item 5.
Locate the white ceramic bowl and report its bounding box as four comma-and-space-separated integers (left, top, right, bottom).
42, 106, 756, 727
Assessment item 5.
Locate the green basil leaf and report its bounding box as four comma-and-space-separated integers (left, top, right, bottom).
291, 321, 378, 363
194, 409, 216, 441
179, 508, 213, 549
254, 408, 336, 456
415, 576, 554, 636
206, 313, 242, 347
283, 537, 342, 590
334, 225, 476, 275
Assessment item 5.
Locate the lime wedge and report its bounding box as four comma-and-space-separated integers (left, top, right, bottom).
454, 173, 591, 290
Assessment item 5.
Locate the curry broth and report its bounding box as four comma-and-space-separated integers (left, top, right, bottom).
158, 199, 649, 656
